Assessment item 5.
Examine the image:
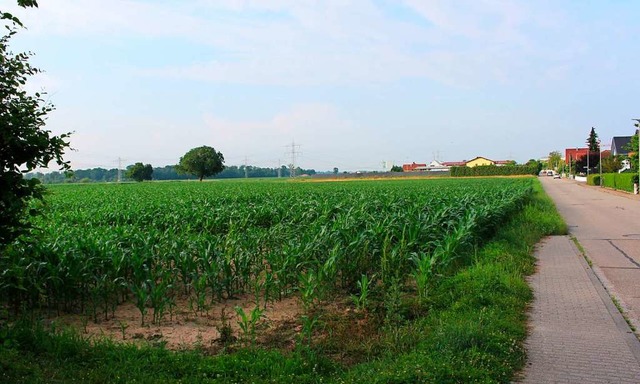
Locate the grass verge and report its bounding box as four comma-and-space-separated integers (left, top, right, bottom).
0, 180, 566, 383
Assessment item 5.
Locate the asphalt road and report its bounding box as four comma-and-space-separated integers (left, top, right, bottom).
539, 176, 640, 332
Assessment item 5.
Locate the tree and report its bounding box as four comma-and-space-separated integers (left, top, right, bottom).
525, 159, 541, 172
586, 127, 600, 152
126, 163, 153, 182
548, 151, 562, 171
1, 3, 71, 246
627, 124, 639, 172
601, 155, 623, 173
176, 146, 225, 181
333, 167, 339, 175
577, 127, 601, 174
390, 165, 403, 172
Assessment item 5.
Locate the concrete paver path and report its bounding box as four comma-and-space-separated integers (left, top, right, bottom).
520, 236, 640, 383
520, 178, 640, 383
540, 177, 640, 332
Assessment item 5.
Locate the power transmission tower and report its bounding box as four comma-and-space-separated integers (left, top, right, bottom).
244, 156, 249, 178
277, 159, 282, 178
285, 140, 302, 177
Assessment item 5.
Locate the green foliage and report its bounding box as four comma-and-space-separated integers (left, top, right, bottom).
27, 164, 318, 183
0, 178, 567, 383
586, 127, 600, 152
595, 172, 636, 192
450, 165, 538, 177
0, 320, 339, 383
390, 165, 403, 172
342, 180, 566, 383
626, 129, 639, 172
548, 151, 562, 170
0, 13, 71, 246
587, 174, 601, 186
350, 274, 373, 310
0, 179, 533, 321
235, 305, 264, 347
601, 154, 623, 173
125, 162, 153, 182
1, 1, 38, 27
176, 146, 225, 181
523, 159, 543, 175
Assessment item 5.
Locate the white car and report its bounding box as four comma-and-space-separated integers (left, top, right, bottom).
553, 173, 561, 179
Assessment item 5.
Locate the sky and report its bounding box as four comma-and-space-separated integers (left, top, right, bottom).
3, 0, 640, 172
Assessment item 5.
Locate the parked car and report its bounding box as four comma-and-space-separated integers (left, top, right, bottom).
547, 171, 554, 176
553, 173, 561, 179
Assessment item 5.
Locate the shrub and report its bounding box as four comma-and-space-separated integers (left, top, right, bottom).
450, 165, 538, 177
587, 175, 600, 186
600, 173, 636, 192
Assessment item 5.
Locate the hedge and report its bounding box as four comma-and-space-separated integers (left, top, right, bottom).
450, 165, 538, 177
587, 172, 637, 192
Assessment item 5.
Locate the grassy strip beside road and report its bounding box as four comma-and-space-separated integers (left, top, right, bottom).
0, 179, 566, 383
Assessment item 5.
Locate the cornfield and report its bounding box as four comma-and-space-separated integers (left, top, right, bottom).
0, 178, 532, 326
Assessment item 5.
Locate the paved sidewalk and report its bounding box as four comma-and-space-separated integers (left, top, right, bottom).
520, 236, 640, 383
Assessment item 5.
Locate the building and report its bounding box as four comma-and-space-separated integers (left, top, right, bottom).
442, 161, 466, 167
403, 157, 512, 172
565, 148, 589, 164
402, 162, 426, 172
413, 160, 450, 172
463, 157, 512, 167
465, 156, 494, 167
611, 136, 632, 156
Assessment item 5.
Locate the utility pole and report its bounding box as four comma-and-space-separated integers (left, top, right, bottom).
285, 140, 302, 178
277, 159, 282, 178
244, 156, 249, 178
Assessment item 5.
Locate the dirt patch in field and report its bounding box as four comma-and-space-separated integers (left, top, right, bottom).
49, 294, 302, 351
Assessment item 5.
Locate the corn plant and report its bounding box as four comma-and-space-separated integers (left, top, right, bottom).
1, 177, 534, 332
351, 274, 374, 311
234, 305, 264, 347
410, 252, 437, 303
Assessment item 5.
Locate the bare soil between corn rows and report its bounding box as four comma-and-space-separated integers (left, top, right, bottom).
47, 294, 304, 353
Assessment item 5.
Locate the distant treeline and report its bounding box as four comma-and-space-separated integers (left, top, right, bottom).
450, 165, 539, 177
26, 165, 317, 184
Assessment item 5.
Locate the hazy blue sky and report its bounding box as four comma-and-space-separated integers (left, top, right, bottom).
4, 0, 640, 172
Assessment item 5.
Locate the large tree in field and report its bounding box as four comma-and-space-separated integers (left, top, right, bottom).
177, 146, 225, 181
126, 162, 153, 182
1, 2, 71, 246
